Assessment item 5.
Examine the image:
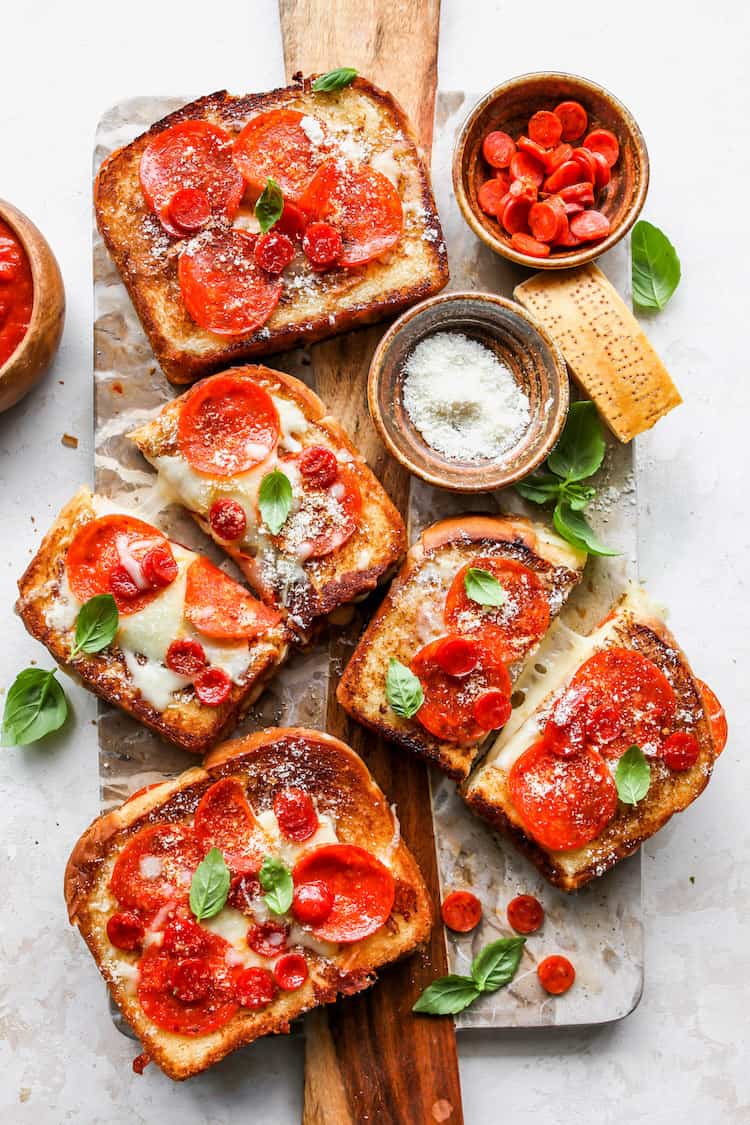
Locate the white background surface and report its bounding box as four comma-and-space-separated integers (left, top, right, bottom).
1, 1, 748, 1122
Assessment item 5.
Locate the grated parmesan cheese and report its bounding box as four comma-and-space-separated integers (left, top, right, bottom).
401, 332, 531, 463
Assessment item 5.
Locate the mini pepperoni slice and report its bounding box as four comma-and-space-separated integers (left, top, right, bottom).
292, 880, 334, 926
292, 844, 395, 943
298, 445, 338, 489
302, 221, 343, 270
554, 217, 581, 249
139, 120, 244, 236
482, 130, 517, 169
477, 178, 510, 217
106, 911, 145, 951
194, 667, 232, 706
185, 556, 280, 641
508, 739, 618, 852
233, 109, 325, 202
506, 894, 544, 934
473, 689, 512, 730
517, 136, 551, 165
66, 513, 175, 615
584, 128, 620, 168
138, 940, 238, 1035
272, 459, 361, 560
227, 872, 262, 913
178, 228, 282, 337
299, 159, 403, 268
109, 824, 202, 911
542, 143, 574, 172
590, 150, 612, 189
434, 636, 480, 677
509, 178, 538, 202
660, 731, 700, 771
440, 890, 482, 933
209, 498, 247, 542
529, 110, 563, 147
195, 778, 270, 874
167, 187, 211, 234
235, 966, 277, 1010
277, 200, 308, 242
513, 229, 551, 256
247, 920, 289, 958
509, 151, 545, 187
695, 679, 727, 755
445, 556, 551, 664
273, 788, 319, 842
571, 146, 598, 184
560, 182, 596, 206
538, 954, 575, 995
569, 209, 610, 243
166, 638, 207, 676
502, 195, 532, 235
411, 637, 512, 744
254, 229, 295, 275
274, 953, 309, 991
554, 101, 588, 142
177, 372, 279, 477
528, 198, 565, 243
142, 544, 178, 588
543, 160, 584, 194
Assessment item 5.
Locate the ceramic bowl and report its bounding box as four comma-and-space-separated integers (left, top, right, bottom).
367, 291, 568, 493
453, 71, 649, 270
0, 199, 65, 412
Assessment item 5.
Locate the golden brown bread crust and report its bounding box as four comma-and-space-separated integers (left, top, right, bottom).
130, 364, 407, 634
462, 600, 717, 891
336, 514, 587, 779
16, 488, 289, 753
94, 77, 449, 384
64, 727, 433, 1081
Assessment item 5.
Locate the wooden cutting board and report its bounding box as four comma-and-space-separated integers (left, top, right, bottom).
279, 2, 464, 1123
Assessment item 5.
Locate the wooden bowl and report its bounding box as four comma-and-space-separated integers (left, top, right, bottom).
0, 200, 65, 412
367, 291, 568, 493
453, 72, 649, 270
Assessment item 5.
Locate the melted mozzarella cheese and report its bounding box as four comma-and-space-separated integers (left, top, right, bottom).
44, 569, 81, 632
256, 808, 339, 866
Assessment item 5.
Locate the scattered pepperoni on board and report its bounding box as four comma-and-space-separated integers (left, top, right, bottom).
506, 894, 544, 935
475, 99, 619, 256
440, 890, 483, 932
537, 955, 576, 995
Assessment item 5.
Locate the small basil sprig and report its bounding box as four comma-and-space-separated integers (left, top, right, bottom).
312, 67, 358, 93
259, 855, 294, 915
413, 937, 525, 1015
615, 745, 651, 804
190, 847, 230, 921
464, 567, 506, 608
515, 401, 618, 558
631, 220, 681, 311
70, 594, 119, 658
385, 658, 424, 719
258, 469, 292, 534
255, 177, 284, 234
2, 667, 68, 747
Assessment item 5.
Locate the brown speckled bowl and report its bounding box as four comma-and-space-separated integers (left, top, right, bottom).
367, 291, 568, 493
453, 72, 649, 270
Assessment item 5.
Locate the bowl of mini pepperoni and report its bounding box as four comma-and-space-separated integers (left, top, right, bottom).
453, 72, 649, 268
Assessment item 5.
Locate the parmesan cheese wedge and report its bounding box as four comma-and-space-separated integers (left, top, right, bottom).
514, 264, 681, 443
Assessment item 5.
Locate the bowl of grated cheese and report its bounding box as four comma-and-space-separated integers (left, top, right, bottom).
367, 291, 568, 492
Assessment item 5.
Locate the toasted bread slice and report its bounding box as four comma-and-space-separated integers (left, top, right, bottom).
130, 364, 406, 635
462, 589, 718, 891
64, 727, 432, 1080
94, 77, 449, 384
16, 488, 288, 753
336, 515, 586, 779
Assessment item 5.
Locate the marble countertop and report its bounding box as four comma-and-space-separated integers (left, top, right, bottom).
1, 1, 747, 1121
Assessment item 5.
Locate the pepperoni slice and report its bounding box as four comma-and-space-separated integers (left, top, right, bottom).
590, 150, 612, 189
502, 195, 532, 235
542, 143, 574, 172
272, 458, 361, 560
434, 636, 479, 677
178, 228, 282, 337
106, 911, 145, 951
538, 954, 575, 995
139, 120, 244, 237
445, 556, 551, 664
478, 178, 510, 218
184, 556, 280, 641
440, 890, 482, 933
543, 160, 584, 194
506, 894, 544, 934
473, 689, 512, 730
177, 372, 279, 477
137, 935, 238, 1035
292, 880, 334, 925
571, 146, 598, 184
274, 953, 309, 991
298, 445, 338, 489
194, 667, 232, 706
227, 872, 262, 914
482, 131, 517, 169
109, 824, 202, 911
659, 731, 700, 771
545, 648, 677, 760
559, 182, 595, 206
209, 498, 247, 542
235, 966, 277, 1010
508, 739, 617, 852
516, 136, 550, 166
410, 636, 512, 744
247, 920, 289, 958
302, 221, 343, 270
292, 844, 395, 943
695, 679, 727, 755
528, 110, 563, 147
583, 129, 620, 168
168, 187, 211, 234
509, 151, 545, 187
194, 778, 270, 874
66, 513, 175, 615
254, 230, 295, 275
233, 109, 325, 202
277, 201, 308, 242
511, 232, 551, 258
273, 788, 319, 842
298, 160, 403, 268
529, 197, 565, 243
554, 101, 588, 142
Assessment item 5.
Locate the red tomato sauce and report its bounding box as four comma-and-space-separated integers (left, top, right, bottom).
0, 219, 33, 368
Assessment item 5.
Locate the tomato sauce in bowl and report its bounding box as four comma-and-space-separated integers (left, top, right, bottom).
0, 218, 33, 369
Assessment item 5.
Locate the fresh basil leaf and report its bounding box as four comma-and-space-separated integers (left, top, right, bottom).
255, 177, 284, 234
259, 854, 294, 915
631, 220, 681, 311
312, 67, 358, 93
464, 567, 506, 608
548, 401, 606, 482
561, 480, 596, 511
615, 745, 651, 805
258, 469, 292, 534
515, 472, 563, 505
189, 847, 230, 921
553, 500, 619, 558
385, 658, 424, 719
2, 667, 68, 747
71, 594, 119, 657
412, 974, 480, 1015
471, 936, 525, 992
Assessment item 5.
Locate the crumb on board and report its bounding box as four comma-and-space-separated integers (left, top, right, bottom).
61, 433, 79, 449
